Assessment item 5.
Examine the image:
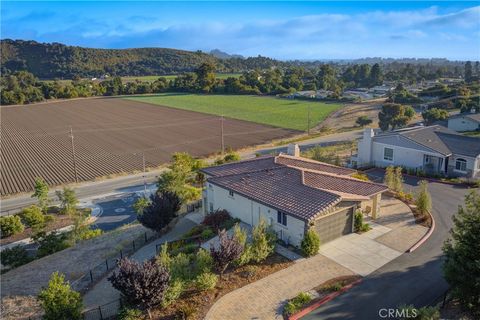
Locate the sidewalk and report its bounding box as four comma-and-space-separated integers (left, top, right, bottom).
82, 212, 200, 309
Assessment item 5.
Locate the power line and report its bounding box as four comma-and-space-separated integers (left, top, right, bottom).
69, 126, 79, 183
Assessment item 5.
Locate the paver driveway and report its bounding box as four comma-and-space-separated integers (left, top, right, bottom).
205, 254, 353, 320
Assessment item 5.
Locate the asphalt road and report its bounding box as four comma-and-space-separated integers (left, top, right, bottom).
303, 170, 473, 320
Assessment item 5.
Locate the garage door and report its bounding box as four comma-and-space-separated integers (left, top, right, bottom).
314, 207, 353, 243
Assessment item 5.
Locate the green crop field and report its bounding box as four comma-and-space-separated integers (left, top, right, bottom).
125, 94, 342, 131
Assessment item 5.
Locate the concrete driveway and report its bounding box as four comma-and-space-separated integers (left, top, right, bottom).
320, 223, 402, 276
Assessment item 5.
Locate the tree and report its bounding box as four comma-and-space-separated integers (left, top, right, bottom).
356, 116, 373, 127
137, 191, 181, 232
422, 108, 449, 125
369, 63, 383, 87
443, 191, 480, 316
133, 197, 150, 214
195, 62, 216, 93
0, 245, 33, 269
415, 180, 431, 216
210, 229, 244, 276
301, 229, 321, 257
0, 215, 24, 238
38, 272, 83, 320
55, 187, 78, 215
32, 177, 50, 212
249, 219, 276, 262
108, 258, 170, 318
378, 103, 415, 131
20, 205, 46, 230
465, 61, 473, 83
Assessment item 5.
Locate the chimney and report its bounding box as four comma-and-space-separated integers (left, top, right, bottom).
287, 144, 300, 157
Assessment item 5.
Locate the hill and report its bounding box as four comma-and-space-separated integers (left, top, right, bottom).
0, 39, 287, 79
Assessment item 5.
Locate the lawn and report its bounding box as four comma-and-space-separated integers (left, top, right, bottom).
126, 94, 342, 131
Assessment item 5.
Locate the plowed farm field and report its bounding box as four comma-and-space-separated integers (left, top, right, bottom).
0, 98, 296, 196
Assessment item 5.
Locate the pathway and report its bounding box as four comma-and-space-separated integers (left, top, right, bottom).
205, 254, 353, 320
82, 212, 200, 310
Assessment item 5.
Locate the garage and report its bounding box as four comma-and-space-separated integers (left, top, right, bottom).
313, 207, 354, 243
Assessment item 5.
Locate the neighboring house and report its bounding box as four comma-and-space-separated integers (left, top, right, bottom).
200, 146, 387, 247
447, 112, 480, 132
352, 126, 480, 179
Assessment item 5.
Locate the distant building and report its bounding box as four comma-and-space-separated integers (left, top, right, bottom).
447, 111, 480, 132
352, 126, 480, 179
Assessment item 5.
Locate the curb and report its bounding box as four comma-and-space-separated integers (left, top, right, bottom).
407, 209, 435, 253
288, 279, 363, 320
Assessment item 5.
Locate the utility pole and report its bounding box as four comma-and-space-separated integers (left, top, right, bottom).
69, 126, 79, 183
220, 115, 225, 155
141, 152, 147, 197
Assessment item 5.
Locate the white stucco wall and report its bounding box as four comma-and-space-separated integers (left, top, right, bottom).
448, 117, 480, 132
205, 183, 306, 247
371, 142, 444, 169
449, 155, 480, 178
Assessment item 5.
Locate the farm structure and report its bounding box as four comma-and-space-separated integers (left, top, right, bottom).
0, 98, 295, 196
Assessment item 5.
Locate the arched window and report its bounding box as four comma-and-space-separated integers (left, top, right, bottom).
455, 158, 467, 172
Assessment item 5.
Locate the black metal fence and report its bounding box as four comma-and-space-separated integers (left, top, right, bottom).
83, 299, 123, 320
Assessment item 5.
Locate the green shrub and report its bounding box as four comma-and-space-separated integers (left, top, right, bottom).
397, 304, 440, 320
351, 172, 369, 181
250, 219, 276, 263
20, 205, 46, 230
157, 243, 172, 269
34, 231, 70, 258
284, 292, 312, 316
176, 304, 196, 320
0, 246, 33, 269
183, 225, 205, 239
161, 279, 185, 308
415, 180, 431, 215
118, 307, 145, 320
75, 226, 103, 241
301, 229, 320, 257
38, 272, 83, 320
194, 248, 213, 274
0, 215, 24, 238
194, 272, 218, 291
354, 211, 371, 233
170, 253, 192, 281
233, 224, 251, 266
200, 227, 215, 240
171, 243, 198, 256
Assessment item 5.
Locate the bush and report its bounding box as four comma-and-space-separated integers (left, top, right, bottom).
34, 231, 71, 258
284, 292, 312, 316
194, 272, 218, 291
0, 215, 24, 238
0, 246, 33, 269
210, 229, 244, 276
161, 279, 185, 308
397, 304, 440, 320
301, 229, 320, 257
351, 172, 369, 181
233, 224, 251, 266
200, 227, 215, 240
118, 307, 145, 320
176, 304, 196, 320
354, 211, 371, 233
75, 226, 103, 241
194, 248, 213, 274
38, 272, 83, 320
415, 180, 431, 215
170, 253, 192, 281
182, 225, 206, 238
20, 205, 46, 230
202, 209, 231, 230
223, 152, 241, 163
249, 219, 276, 263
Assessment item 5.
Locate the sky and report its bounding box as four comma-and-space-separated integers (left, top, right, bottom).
1, 1, 480, 60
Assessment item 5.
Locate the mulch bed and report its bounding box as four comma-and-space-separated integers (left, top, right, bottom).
411, 208, 432, 228
0, 215, 75, 246
314, 275, 362, 294
152, 254, 293, 320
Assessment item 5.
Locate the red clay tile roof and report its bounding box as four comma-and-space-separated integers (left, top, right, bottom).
201, 156, 280, 177
303, 170, 387, 197
208, 167, 341, 221
275, 155, 355, 176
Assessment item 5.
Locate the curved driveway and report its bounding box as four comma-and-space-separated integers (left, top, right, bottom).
304, 171, 473, 320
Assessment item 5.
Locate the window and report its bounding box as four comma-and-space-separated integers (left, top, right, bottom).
455, 158, 467, 172
228, 190, 234, 198
383, 147, 394, 161
277, 211, 287, 226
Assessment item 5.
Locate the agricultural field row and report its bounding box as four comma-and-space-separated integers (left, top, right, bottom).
0, 97, 294, 195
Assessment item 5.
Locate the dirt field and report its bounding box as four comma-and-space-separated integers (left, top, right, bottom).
0, 97, 295, 195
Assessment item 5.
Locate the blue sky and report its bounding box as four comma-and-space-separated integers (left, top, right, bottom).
1, 1, 479, 60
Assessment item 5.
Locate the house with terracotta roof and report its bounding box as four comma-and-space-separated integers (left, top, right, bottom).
352, 125, 480, 178
200, 146, 387, 246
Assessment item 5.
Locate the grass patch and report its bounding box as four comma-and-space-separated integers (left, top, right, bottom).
125, 94, 342, 131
